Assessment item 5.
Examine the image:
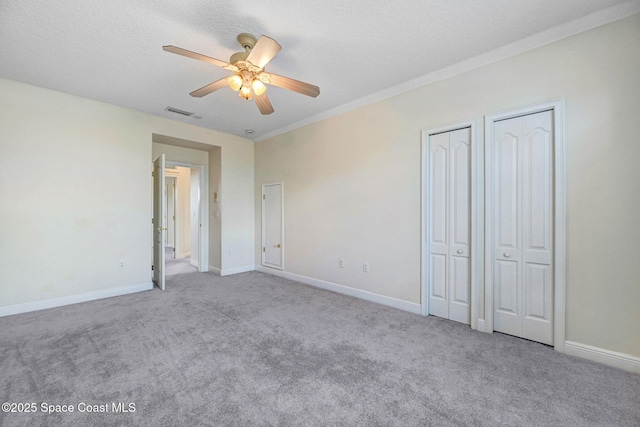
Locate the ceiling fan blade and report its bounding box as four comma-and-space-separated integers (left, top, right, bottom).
163, 45, 238, 72
254, 92, 275, 115
246, 36, 282, 69
262, 73, 320, 98
189, 78, 228, 97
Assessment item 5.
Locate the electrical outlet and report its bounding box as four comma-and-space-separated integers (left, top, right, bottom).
339, 259, 344, 268
119, 260, 125, 269
363, 262, 369, 273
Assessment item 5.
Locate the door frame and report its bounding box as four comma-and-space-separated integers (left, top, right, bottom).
484, 99, 566, 351
165, 161, 208, 273
421, 119, 482, 330
261, 181, 284, 270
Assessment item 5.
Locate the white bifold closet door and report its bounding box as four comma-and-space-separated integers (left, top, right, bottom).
492, 110, 554, 345
428, 127, 471, 325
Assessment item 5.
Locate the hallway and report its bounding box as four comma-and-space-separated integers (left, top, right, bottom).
165, 247, 198, 276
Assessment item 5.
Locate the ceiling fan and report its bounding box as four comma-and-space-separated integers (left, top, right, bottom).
163, 33, 320, 115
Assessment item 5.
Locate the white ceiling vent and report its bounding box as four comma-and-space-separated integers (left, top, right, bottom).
165, 106, 194, 117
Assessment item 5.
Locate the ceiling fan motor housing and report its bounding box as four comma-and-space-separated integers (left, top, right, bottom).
230, 51, 249, 64
236, 33, 257, 50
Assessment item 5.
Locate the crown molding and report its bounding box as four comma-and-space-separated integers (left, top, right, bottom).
253, 2, 640, 143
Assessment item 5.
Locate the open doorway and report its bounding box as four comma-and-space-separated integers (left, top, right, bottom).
151, 157, 208, 289
164, 164, 201, 277
151, 133, 222, 286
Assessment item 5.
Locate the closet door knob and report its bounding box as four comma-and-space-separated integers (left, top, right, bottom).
504, 253, 510, 258
457, 249, 463, 254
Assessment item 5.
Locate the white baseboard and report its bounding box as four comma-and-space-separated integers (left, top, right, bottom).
255, 265, 422, 315
476, 319, 486, 332
208, 265, 221, 275
220, 264, 255, 276
0, 282, 154, 318
565, 341, 640, 374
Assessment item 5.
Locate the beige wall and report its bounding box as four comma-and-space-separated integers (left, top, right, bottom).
255, 14, 640, 357
0, 77, 254, 309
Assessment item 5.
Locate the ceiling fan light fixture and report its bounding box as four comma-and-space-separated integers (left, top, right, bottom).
227, 75, 243, 92
239, 85, 253, 100
252, 79, 266, 96
163, 33, 319, 115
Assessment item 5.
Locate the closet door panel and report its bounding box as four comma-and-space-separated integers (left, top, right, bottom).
429, 132, 450, 319
428, 127, 471, 325
492, 110, 554, 345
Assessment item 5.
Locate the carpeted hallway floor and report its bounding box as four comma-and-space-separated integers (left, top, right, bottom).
1, 271, 638, 426
164, 247, 198, 276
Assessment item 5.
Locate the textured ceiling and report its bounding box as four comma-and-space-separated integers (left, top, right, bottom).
1, 0, 638, 141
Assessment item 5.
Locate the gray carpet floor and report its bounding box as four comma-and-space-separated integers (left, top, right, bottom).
164, 247, 198, 276
1, 271, 638, 426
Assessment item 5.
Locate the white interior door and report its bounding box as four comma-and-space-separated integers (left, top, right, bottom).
262, 182, 284, 269
428, 127, 471, 324
492, 110, 553, 344
153, 154, 166, 290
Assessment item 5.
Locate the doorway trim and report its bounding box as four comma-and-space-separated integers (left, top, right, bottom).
484, 99, 566, 351
165, 161, 208, 273
421, 119, 482, 330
